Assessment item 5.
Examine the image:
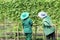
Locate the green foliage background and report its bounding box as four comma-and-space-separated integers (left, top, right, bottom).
0, 0, 60, 32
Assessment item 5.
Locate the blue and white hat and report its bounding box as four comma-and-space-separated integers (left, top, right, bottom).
38, 11, 47, 18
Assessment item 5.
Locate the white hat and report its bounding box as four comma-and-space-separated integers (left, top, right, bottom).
38, 11, 47, 18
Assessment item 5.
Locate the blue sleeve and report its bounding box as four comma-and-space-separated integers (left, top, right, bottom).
29, 19, 33, 26
22, 22, 24, 28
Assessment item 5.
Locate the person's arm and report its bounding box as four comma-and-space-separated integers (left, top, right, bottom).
22, 22, 24, 28
29, 19, 33, 26
44, 21, 51, 26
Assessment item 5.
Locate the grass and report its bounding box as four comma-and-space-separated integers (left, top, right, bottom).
20, 36, 60, 40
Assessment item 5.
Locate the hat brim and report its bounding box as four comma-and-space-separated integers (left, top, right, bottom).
38, 11, 47, 18
21, 13, 29, 20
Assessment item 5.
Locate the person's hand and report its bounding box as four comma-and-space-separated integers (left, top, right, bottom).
52, 24, 55, 27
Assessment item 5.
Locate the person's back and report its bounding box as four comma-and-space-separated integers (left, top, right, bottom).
22, 18, 33, 33
42, 16, 55, 36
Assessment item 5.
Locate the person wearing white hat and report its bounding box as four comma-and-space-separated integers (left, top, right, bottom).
38, 11, 56, 40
